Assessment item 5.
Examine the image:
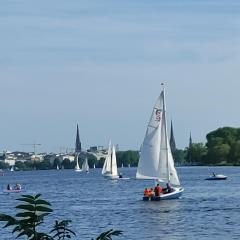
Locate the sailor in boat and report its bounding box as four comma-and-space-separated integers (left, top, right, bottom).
143, 188, 155, 200
154, 184, 162, 197
162, 183, 173, 194
7, 184, 12, 190
212, 172, 216, 177
13, 183, 21, 190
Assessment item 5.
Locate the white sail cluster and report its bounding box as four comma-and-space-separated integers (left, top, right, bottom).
102, 140, 119, 177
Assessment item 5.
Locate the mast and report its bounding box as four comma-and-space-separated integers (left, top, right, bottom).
162, 83, 170, 183
110, 150, 113, 174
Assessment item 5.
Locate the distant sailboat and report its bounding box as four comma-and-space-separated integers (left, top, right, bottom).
75, 153, 82, 172
128, 164, 130, 168
82, 157, 89, 173
56, 165, 59, 170
121, 163, 124, 168
93, 164, 96, 169
136, 85, 184, 200
102, 141, 120, 179
10, 166, 14, 172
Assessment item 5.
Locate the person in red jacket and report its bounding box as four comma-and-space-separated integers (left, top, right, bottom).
154, 184, 162, 197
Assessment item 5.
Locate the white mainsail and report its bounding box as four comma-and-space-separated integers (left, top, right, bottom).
136, 89, 180, 186
82, 157, 89, 172
102, 141, 119, 177
75, 153, 82, 172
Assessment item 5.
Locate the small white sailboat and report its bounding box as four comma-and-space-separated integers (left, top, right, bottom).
75, 153, 82, 172
136, 85, 184, 200
10, 166, 14, 172
82, 157, 89, 173
93, 164, 96, 169
102, 141, 120, 179
121, 163, 124, 168
56, 165, 59, 170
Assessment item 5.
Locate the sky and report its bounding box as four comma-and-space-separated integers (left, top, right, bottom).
0, 0, 240, 153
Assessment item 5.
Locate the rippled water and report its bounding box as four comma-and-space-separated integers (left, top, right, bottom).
1, 167, 240, 240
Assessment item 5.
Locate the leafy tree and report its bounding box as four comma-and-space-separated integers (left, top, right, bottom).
50, 220, 76, 240
0, 194, 55, 239
173, 149, 186, 164
205, 127, 240, 165
0, 161, 9, 169
36, 159, 52, 170
0, 194, 122, 240
62, 159, 72, 169
53, 158, 61, 169
185, 143, 207, 164
93, 229, 122, 240
116, 151, 139, 167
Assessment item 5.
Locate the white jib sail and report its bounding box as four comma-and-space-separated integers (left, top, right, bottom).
82, 157, 89, 172
75, 153, 81, 170
111, 145, 118, 176
136, 92, 163, 179
102, 140, 112, 175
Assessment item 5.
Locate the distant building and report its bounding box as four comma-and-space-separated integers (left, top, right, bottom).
170, 120, 176, 156
75, 124, 82, 153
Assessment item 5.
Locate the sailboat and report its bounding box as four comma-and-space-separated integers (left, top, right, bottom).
56, 165, 59, 170
82, 157, 89, 173
136, 85, 184, 200
102, 141, 120, 179
10, 166, 14, 172
75, 153, 82, 172
93, 164, 96, 169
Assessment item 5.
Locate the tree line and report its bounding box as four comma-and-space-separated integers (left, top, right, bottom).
173, 127, 240, 166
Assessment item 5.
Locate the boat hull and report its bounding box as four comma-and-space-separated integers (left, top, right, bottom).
143, 187, 184, 201
103, 173, 119, 179
205, 175, 227, 180
3, 189, 22, 193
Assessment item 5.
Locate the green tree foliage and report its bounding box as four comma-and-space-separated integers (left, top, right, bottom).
0, 161, 9, 169
185, 143, 207, 164
53, 158, 61, 169
86, 154, 98, 168
173, 149, 186, 165
116, 151, 139, 167
0, 194, 122, 240
0, 194, 55, 239
93, 229, 123, 240
62, 159, 72, 169
205, 127, 240, 165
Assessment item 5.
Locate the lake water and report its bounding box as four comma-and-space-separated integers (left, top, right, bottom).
0, 167, 240, 240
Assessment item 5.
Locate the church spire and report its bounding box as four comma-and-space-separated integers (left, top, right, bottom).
75, 124, 82, 153
188, 132, 193, 164
170, 120, 176, 155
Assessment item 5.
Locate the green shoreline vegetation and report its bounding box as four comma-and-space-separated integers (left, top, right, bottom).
1, 127, 240, 170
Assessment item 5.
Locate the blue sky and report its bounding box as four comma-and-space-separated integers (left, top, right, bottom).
0, 0, 240, 152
